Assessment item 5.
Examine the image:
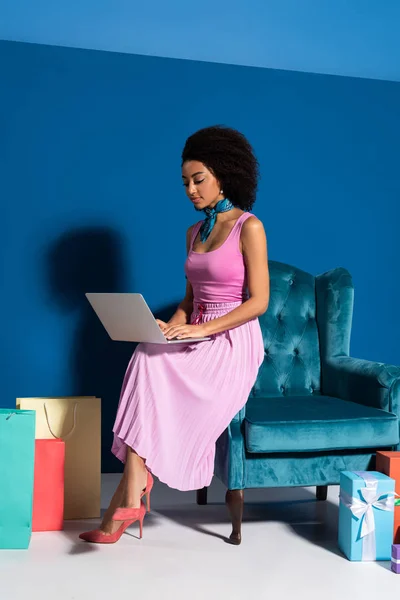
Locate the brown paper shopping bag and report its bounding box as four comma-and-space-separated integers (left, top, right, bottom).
16, 397, 101, 520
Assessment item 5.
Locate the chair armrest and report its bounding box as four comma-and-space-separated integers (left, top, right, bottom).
322, 356, 400, 413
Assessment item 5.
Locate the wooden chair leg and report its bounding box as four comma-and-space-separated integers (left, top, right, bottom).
226, 489, 244, 545
316, 485, 328, 501
197, 487, 208, 505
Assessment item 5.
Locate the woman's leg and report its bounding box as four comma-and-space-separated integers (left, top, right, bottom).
100, 447, 148, 535
122, 447, 148, 508
100, 473, 127, 535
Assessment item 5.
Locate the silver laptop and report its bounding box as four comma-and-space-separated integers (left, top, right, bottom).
85, 293, 211, 344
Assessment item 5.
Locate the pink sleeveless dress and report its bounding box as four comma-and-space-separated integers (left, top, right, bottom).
112, 212, 264, 491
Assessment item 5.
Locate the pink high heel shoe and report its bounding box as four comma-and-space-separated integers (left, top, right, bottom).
140, 470, 154, 512
112, 471, 153, 520
79, 503, 146, 543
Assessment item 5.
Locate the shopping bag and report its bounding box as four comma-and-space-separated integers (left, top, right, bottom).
32, 439, 65, 531
16, 397, 101, 520
0, 409, 35, 549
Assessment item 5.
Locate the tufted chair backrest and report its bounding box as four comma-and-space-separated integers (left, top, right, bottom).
251, 261, 322, 398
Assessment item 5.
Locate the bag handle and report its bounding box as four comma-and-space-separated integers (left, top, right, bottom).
43, 402, 78, 440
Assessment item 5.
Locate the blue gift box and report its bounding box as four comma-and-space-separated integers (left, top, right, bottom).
338, 471, 395, 561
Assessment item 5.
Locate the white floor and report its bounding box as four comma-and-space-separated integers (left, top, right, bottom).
1, 475, 398, 599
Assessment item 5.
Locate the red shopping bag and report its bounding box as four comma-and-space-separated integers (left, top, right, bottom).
32, 439, 65, 532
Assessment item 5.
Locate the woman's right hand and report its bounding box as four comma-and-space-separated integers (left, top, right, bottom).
156, 319, 168, 333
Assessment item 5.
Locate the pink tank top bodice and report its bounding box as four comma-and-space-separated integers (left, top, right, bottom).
184, 212, 254, 304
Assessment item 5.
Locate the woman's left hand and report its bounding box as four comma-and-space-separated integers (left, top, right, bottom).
163, 323, 209, 340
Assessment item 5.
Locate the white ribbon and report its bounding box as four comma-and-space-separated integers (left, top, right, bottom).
339, 471, 396, 561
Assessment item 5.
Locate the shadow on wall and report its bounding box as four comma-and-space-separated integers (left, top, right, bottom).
47, 226, 133, 472
46, 226, 180, 472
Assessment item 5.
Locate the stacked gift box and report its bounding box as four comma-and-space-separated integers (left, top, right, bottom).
376, 451, 400, 573
391, 544, 400, 574
376, 452, 400, 544
337, 451, 400, 572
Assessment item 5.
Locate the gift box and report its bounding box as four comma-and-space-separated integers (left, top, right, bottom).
32, 439, 65, 532
392, 545, 400, 574
376, 451, 400, 543
0, 409, 36, 549
338, 471, 396, 561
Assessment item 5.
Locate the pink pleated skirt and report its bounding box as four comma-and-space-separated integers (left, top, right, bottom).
112, 301, 264, 491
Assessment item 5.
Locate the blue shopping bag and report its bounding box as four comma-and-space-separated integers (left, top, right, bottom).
0, 409, 36, 549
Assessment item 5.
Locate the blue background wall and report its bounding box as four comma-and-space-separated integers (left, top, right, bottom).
1, 0, 400, 81
1, 40, 399, 470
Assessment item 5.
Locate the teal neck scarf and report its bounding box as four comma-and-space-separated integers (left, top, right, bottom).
200, 198, 234, 243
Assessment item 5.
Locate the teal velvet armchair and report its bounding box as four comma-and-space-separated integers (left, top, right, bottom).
197, 261, 400, 544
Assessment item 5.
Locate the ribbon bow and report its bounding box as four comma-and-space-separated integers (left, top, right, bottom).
343, 484, 395, 538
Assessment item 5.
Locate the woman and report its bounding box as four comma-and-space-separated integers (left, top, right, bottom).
80, 125, 270, 543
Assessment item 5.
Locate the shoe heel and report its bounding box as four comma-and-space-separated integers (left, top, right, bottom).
139, 514, 144, 539
145, 490, 151, 513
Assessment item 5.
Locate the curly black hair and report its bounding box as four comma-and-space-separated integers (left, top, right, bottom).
181, 125, 259, 211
